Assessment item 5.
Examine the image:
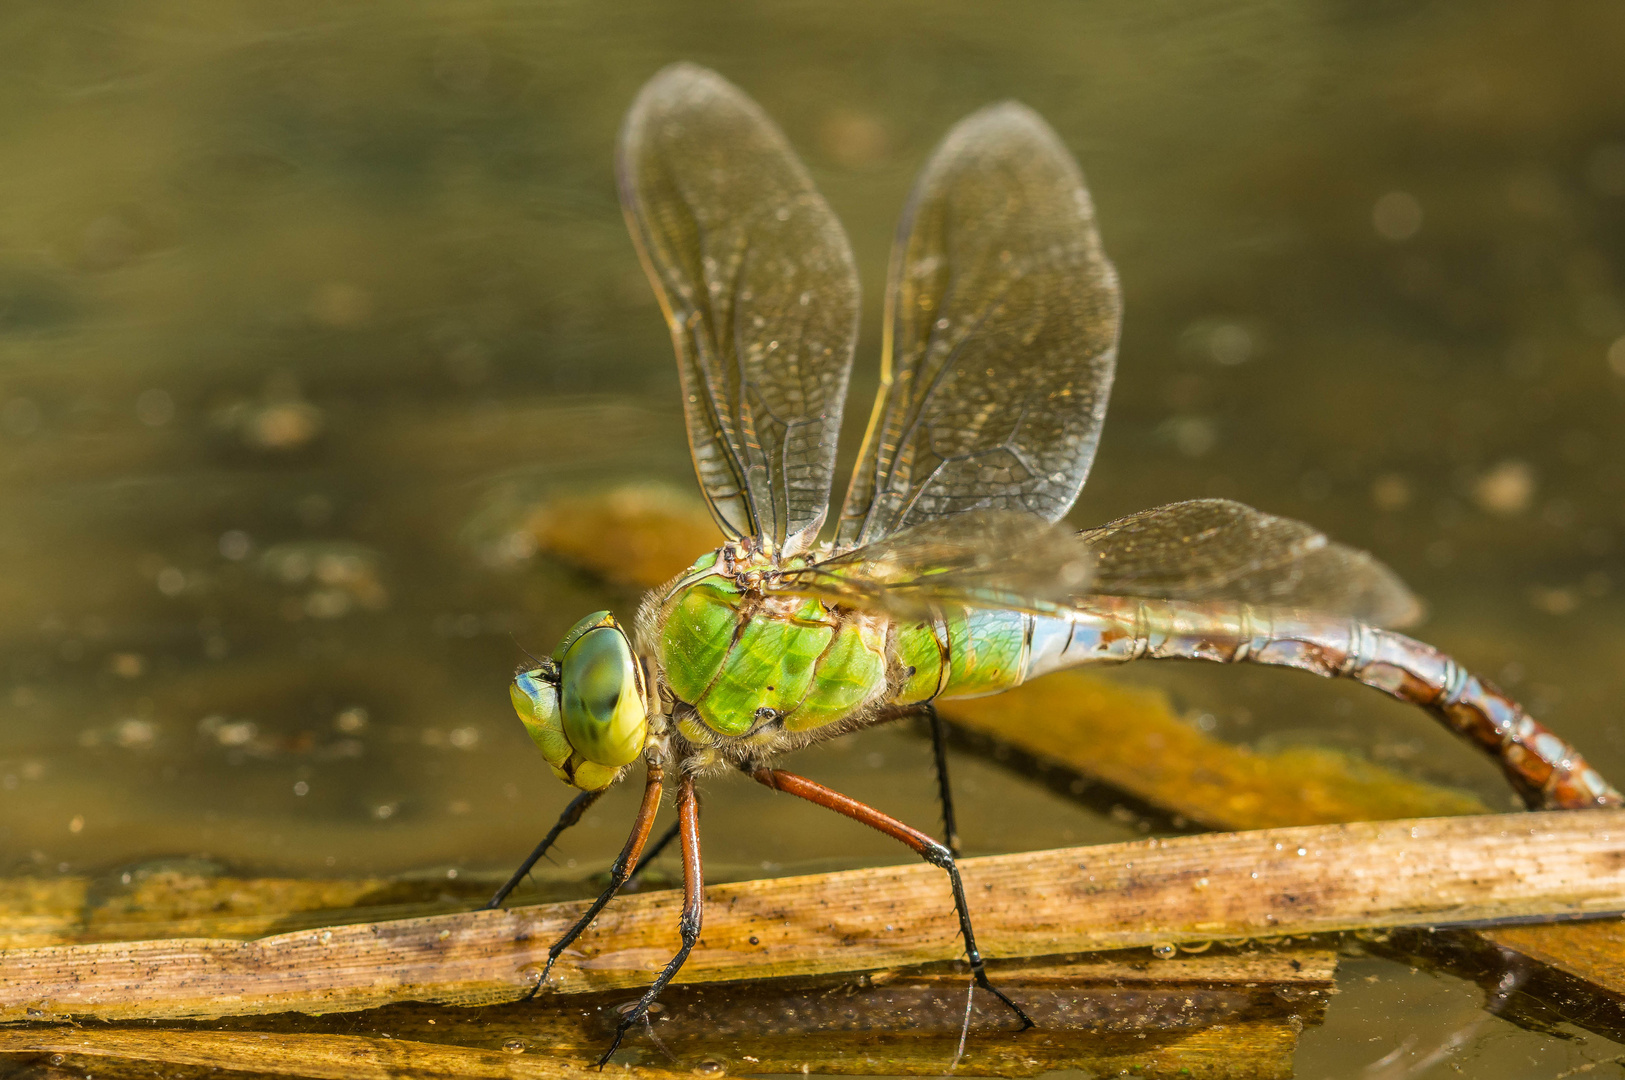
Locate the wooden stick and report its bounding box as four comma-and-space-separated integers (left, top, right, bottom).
0, 1020, 1300, 1080
2, 810, 1621, 1023
0, 950, 1331, 1080
0, 1029, 681, 1080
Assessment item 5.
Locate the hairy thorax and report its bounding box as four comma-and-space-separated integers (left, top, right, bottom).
639, 544, 896, 764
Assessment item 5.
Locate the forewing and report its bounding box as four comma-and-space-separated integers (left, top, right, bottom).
770, 511, 1094, 621
837, 103, 1121, 547
1080, 499, 1423, 627
619, 64, 860, 554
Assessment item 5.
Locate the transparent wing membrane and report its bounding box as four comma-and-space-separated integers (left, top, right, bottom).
618, 64, 859, 553
619, 72, 1415, 632
769, 511, 1094, 621
837, 103, 1121, 547
1079, 499, 1424, 628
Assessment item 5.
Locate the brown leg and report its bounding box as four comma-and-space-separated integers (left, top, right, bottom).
522, 764, 664, 1000
627, 820, 682, 885
484, 787, 604, 910
749, 766, 1033, 1031
598, 772, 702, 1066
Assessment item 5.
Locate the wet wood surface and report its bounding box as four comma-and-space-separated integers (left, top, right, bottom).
0, 871, 1333, 1077
1481, 919, 1625, 1005
0, 1026, 1300, 1080
0, 1028, 677, 1080
0, 872, 502, 950
0, 850, 1336, 1078
0, 946, 1330, 1079
0, 810, 1619, 1023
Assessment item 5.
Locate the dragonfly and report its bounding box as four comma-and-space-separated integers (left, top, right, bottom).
489, 62, 1622, 1063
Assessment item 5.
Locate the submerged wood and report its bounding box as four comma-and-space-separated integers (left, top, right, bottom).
0, 1025, 1298, 1080
0, 872, 498, 950
0, 951, 1325, 1079
0, 811, 1620, 1023
559, 950, 1331, 1077
1371, 920, 1625, 1043
1482, 918, 1625, 1018
0, 866, 1332, 1076
0, 1029, 675, 1080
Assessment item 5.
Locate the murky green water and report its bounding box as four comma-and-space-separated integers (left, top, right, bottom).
2, 2, 1624, 1075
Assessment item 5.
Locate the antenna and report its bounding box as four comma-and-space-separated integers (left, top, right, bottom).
511, 633, 547, 671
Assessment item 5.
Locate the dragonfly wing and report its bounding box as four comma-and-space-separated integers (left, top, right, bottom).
770, 511, 1095, 621
836, 102, 1121, 548
1080, 499, 1424, 628
619, 64, 859, 554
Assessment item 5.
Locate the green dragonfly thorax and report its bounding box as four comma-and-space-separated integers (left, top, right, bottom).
512, 543, 1039, 789
510, 611, 650, 791
651, 546, 1030, 762
658, 557, 889, 748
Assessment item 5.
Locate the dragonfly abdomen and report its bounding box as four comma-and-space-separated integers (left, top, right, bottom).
1024, 596, 1621, 811
896, 608, 1035, 703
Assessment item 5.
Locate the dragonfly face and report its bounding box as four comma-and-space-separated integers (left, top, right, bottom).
509, 611, 649, 791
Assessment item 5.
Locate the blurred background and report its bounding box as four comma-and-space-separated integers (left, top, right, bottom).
0, 2, 1622, 1069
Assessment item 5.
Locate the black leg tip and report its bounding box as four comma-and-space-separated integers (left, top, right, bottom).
596, 1024, 631, 1069
980, 982, 1035, 1031
519, 955, 561, 1003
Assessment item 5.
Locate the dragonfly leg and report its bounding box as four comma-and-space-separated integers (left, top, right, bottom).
627, 820, 681, 885
483, 787, 604, 910
924, 703, 962, 857
521, 764, 664, 1001
599, 773, 702, 1067
748, 766, 1034, 1032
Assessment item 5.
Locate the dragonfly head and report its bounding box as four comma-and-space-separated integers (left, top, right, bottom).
509, 611, 649, 791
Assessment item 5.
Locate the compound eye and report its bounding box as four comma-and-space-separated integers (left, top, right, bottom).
554, 610, 614, 661
560, 626, 647, 767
